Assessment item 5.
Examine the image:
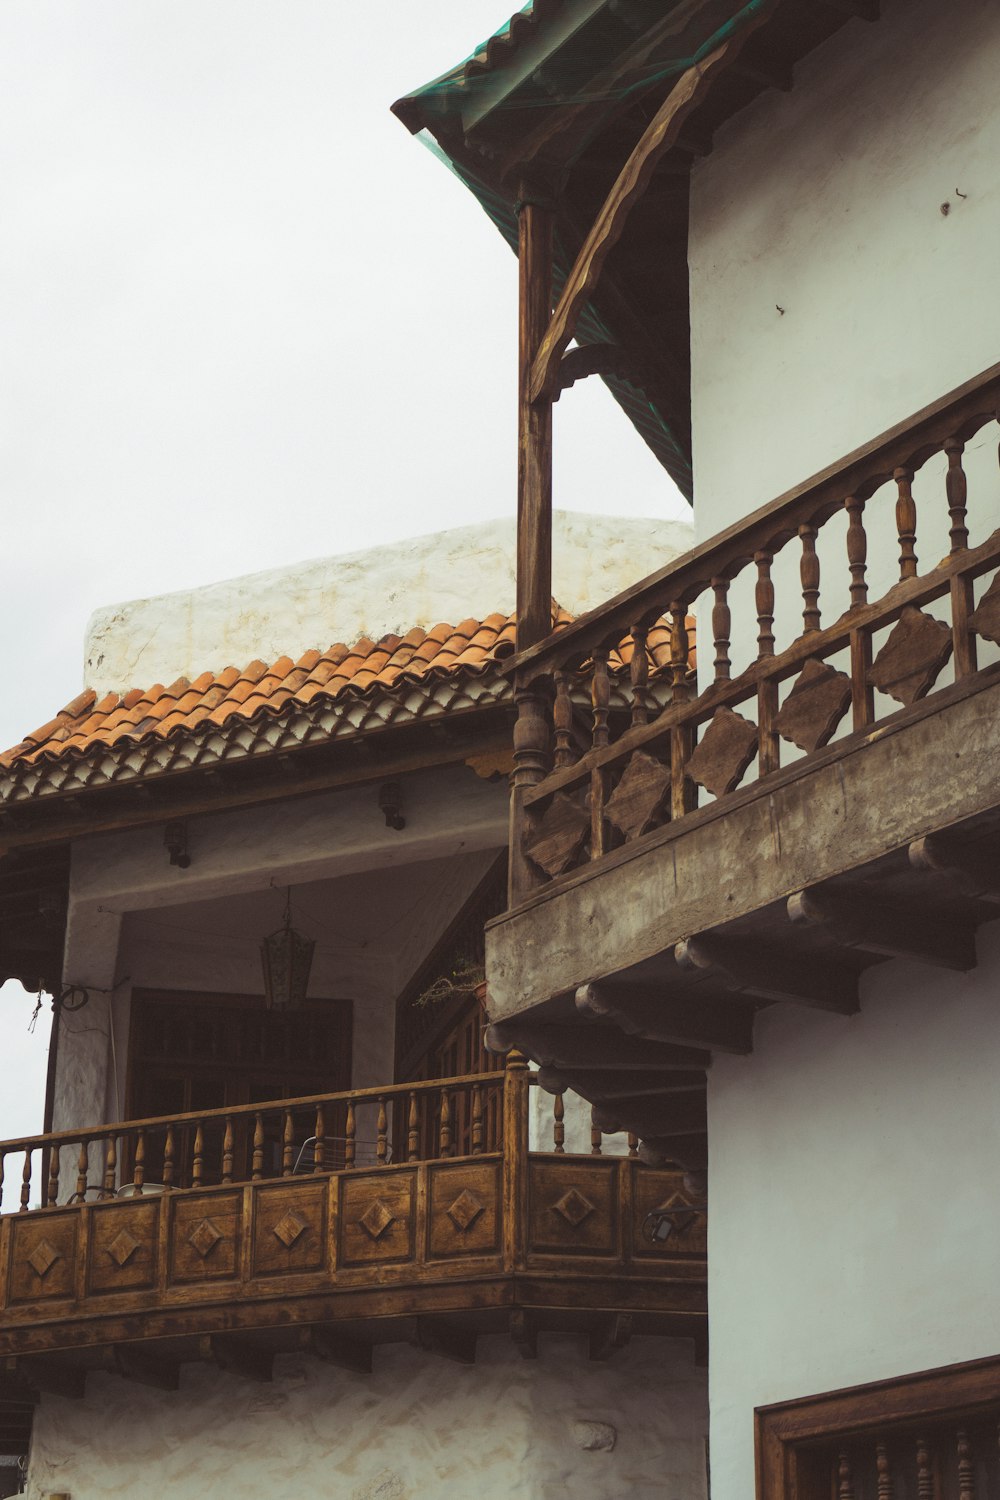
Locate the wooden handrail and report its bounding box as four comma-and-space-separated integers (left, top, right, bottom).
507, 360, 1000, 679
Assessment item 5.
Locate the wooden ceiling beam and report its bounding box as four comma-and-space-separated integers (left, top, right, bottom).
637, 1134, 708, 1172
591, 1090, 706, 1138
537, 1065, 707, 1099
485, 1021, 711, 1071
909, 833, 1000, 902
576, 981, 754, 1054
787, 887, 977, 972
674, 933, 859, 1014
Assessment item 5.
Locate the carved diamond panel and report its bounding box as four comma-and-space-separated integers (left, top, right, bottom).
604, 751, 671, 841
553, 1187, 596, 1229
686, 706, 758, 798
27, 1239, 60, 1280
868, 606, 952, 705
106, 1229, 141, 1268
523, 791, 590, 878
359, 1198, 395, 1242
774, 657, 852, 752
188, 1217, 224, 1260
446, 1189, 485, 1234
272, 1210, 308, 1249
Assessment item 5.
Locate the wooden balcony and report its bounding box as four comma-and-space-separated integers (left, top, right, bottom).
489, 364, 1000, 1160
0, 1059, 705, 1397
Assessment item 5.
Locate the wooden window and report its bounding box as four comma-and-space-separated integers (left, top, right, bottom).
757, 1355, 1000, 1498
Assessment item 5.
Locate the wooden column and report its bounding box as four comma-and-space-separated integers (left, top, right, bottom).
501, 1050, 531, 1273
516, 193, 554, 655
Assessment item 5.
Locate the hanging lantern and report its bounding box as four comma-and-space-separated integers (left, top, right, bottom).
260, 888, 315, 1012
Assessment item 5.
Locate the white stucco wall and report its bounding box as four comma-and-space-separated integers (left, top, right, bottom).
26, 1335, 707, 1500
689, 0, 1000, 538
707, 918, 1000, 1499
84, 511, 693, 697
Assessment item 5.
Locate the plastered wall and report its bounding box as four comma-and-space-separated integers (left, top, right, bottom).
706, 918, 1000, 1499
26, 1334, 707, 1500
689, 0, 1000, 538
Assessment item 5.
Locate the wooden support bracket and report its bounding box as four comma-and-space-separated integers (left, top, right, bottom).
537, 1065, 707, 1100
675, 933, 859, 1014
638, 1135, 709, 1172
486, 1021, 711, 1072
111, 1344, 179, 1391
576, 982, 754, 1055
909, 834, 1000, 902
591, 1090, 706, 1139
14, 1356, 85, 1400
787, 887, 977, 971
309, 1326, 373, 1375
413, 1318, 477, 1365
589, 1313, 633, 1362
509, 1310, 538, 1360
205, 1333, 274, 1383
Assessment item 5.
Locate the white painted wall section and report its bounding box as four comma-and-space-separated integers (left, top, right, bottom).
26, 1336, 708, 1500
707, 919, 1000, 1500
689, 0, 1000, 536
84, 511, 693, 697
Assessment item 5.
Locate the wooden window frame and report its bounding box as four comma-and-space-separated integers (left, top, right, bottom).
756, 1354, 1000, 1497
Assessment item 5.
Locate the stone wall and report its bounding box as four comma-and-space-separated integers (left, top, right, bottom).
26, 1335, 707, 1500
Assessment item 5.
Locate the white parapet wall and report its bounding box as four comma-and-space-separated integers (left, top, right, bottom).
26, 1335, 708, 1500
706, 918, 1000, 1500
83, 511, 693, 697
688, 0, 1000, 539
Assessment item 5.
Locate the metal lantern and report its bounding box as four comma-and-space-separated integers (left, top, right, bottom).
260, 889, 315, 1012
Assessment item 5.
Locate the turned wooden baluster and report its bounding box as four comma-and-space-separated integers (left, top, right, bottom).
407, 1093, 419, 1162
590, 1108, 602, 1156
552, 1091, 565, 1153
163, 1126, 176, 1190
282, 1110, 295, 1176
630, 621, 651, 727
437, 1091, 452, 1159
20, 1150, 31, 1212
945, 436, 970, 553
221, 1117, 234, 1185
957, 1429, 974, 1500
591, 646, 611, 751
472, 1085, 485, 1155
755, 554, 779, 775
895, 465, 918, 580
876, 1440, 891, 1500
916, 1436, 933, 1500
102, 1136, 117, 1199
845, 495, 868, 610
345, 1101, 356, 1169
377, 1099, 389, 1165
252, 1113, 264, 1181
313, 1104, 325, 1173
192, 1124, 204, 1188
712, 577, 732, 682
132, 1129, 146, 1195
46, 1143, 60, 1208
627, 1132, 639, 1159
76, 1143, 89, 1201
670, 601, 695, 820
837, 1452, 855, 1500
800, 522, 821, 633
553, 670, 575, 769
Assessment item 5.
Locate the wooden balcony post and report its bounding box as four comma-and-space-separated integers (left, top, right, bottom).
501, 1049, 530, 1273
516, 190, 554, 655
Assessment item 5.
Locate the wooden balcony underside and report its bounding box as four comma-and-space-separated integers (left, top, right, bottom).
0, 1152, 705, 1395
487, 669, 1000, 1162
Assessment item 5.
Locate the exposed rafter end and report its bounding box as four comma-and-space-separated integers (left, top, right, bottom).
787, 886, 976, 972
674, 933, 858, 1014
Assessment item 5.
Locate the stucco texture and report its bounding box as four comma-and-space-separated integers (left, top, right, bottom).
26, 1335, 707, 1500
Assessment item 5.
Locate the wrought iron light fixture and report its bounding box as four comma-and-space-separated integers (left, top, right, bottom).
260, 887, 315, 1012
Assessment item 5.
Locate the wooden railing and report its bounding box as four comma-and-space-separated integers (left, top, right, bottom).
0, 1072, 507, 1213
505, 363, 1000, 900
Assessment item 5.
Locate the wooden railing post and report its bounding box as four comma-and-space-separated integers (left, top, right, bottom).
501, 1050, 530, 1272
509, 677, 552, 903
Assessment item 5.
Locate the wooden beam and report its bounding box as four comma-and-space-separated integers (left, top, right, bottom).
637, 1134, 708, 1172
413, 1318, 476, 1365
15, 1356, 85, 1400
909, 833, 1000, 902
528, 2, 780, 403
517, 196, 554, 653
206, 1333, 273, 1383
787, 887, 977, 971
509, 1310, 537, 1360
537, 1065, 707, 1100
591, 1090, 706, 1138
112, 1344, 179, 1391
485, 1021, 711, 1071
576, 982, 754, 1054
308, 1326, 372, 1375
589, 1312, 633, 1362
674, 933, 859, 1014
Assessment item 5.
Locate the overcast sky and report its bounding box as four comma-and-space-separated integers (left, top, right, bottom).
0, 2, 687, 1140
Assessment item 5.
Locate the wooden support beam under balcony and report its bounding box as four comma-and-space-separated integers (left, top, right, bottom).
786, 887, 977, 971
576, 981, 754, 1054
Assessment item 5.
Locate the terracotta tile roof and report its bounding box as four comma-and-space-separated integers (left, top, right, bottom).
0, 608, 680, 805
